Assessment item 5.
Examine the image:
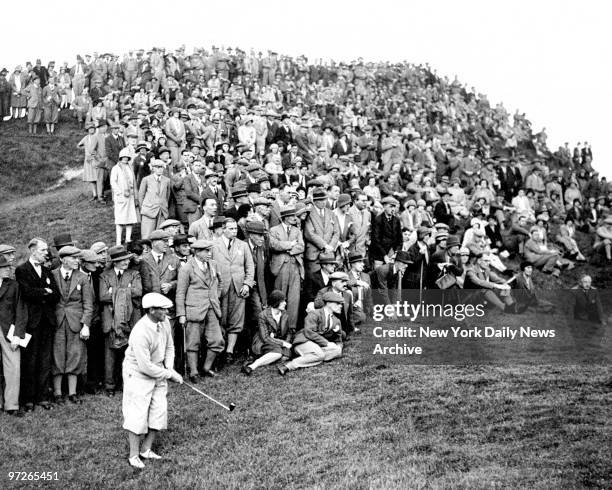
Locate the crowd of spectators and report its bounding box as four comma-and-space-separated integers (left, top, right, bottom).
0, 45, 608, 417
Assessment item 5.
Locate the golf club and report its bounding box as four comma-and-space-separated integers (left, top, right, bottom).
184, 382, 236, 412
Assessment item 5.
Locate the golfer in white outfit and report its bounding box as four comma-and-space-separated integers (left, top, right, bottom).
122, 293, 183, 469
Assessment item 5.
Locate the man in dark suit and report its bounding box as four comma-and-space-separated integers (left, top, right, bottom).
15, 238, 60, 412
572, 274, 605, 324
433, 190, 455, 228
370, 196, 402, 267
275, 115, 293, 147
105, 123, 125, 196
0, 255, 28, 415
303, 253, 336, 306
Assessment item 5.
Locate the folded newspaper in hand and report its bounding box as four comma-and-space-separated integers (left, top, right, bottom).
7, 324, 31, 348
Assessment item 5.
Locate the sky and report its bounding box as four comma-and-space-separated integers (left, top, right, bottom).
2, 0, 609, 175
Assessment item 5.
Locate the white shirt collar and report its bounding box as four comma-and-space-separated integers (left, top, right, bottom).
60, 266, 72, 278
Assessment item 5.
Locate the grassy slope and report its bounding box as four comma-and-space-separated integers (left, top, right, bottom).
0, 120, 611, 489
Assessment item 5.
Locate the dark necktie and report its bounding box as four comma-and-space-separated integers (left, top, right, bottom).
227, 239, 232, 251
117, 271, 123, 282
64, 273, 70, 282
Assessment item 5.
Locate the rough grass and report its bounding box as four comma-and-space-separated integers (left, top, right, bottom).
0, 346, 609, 489
0, 120, 611, 489
0, 113, 83, 201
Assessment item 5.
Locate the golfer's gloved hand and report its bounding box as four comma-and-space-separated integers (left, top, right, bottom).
169, 370, 183, 384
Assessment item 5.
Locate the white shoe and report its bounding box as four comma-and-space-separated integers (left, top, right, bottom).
128, 456, 145, 469
140, 449, 162, 460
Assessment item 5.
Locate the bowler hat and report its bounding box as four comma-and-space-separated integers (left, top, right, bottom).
54, 232, 75, 249
173, 234, 192, 248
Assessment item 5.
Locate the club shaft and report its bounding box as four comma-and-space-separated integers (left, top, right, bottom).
184, 382, 231, 411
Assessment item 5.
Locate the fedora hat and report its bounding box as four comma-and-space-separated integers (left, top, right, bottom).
108, 245, 132, 262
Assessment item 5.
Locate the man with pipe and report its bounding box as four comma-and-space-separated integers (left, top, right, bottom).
122, 292, 183, 469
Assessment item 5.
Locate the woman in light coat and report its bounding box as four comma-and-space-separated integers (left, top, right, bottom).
110, 148, 139, 245
77, 123, 99, 200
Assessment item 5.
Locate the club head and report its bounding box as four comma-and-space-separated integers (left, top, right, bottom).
229, 403, 236, 412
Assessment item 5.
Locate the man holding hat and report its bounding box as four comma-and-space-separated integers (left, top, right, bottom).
269, 206, 305, 332
99, 245, 143, 396
15, 238, 60, 411
176, 239, 223, 381
50, 246, 94, 404
138, 159, 171, 239
122, 292, 183, 469
279, 291, 344, 375
304, 188, 339, 274
0, 254, 28, 415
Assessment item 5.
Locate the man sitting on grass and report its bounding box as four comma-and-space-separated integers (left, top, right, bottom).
278, 291, 343, 375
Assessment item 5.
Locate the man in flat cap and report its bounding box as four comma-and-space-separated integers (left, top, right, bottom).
122, 293, 183, 469
269, 206, 304, 333
313, 271, 358, 335
15, 238, 60, 411
99, 245, 143, 397
138, 160, 171, 239
176, 239, 224, 381
50, 246, 94, 404
278, 291, 344, 375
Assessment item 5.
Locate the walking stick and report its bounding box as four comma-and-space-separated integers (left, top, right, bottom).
182, 321, 188, 376
419, 259, 424, 304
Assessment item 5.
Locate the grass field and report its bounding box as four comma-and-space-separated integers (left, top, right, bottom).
0, 337, 610, 489
0, 117, 611, 489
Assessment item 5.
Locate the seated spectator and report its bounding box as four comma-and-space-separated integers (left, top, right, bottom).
242, 291, 293, 376
464, 252, 517, 313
